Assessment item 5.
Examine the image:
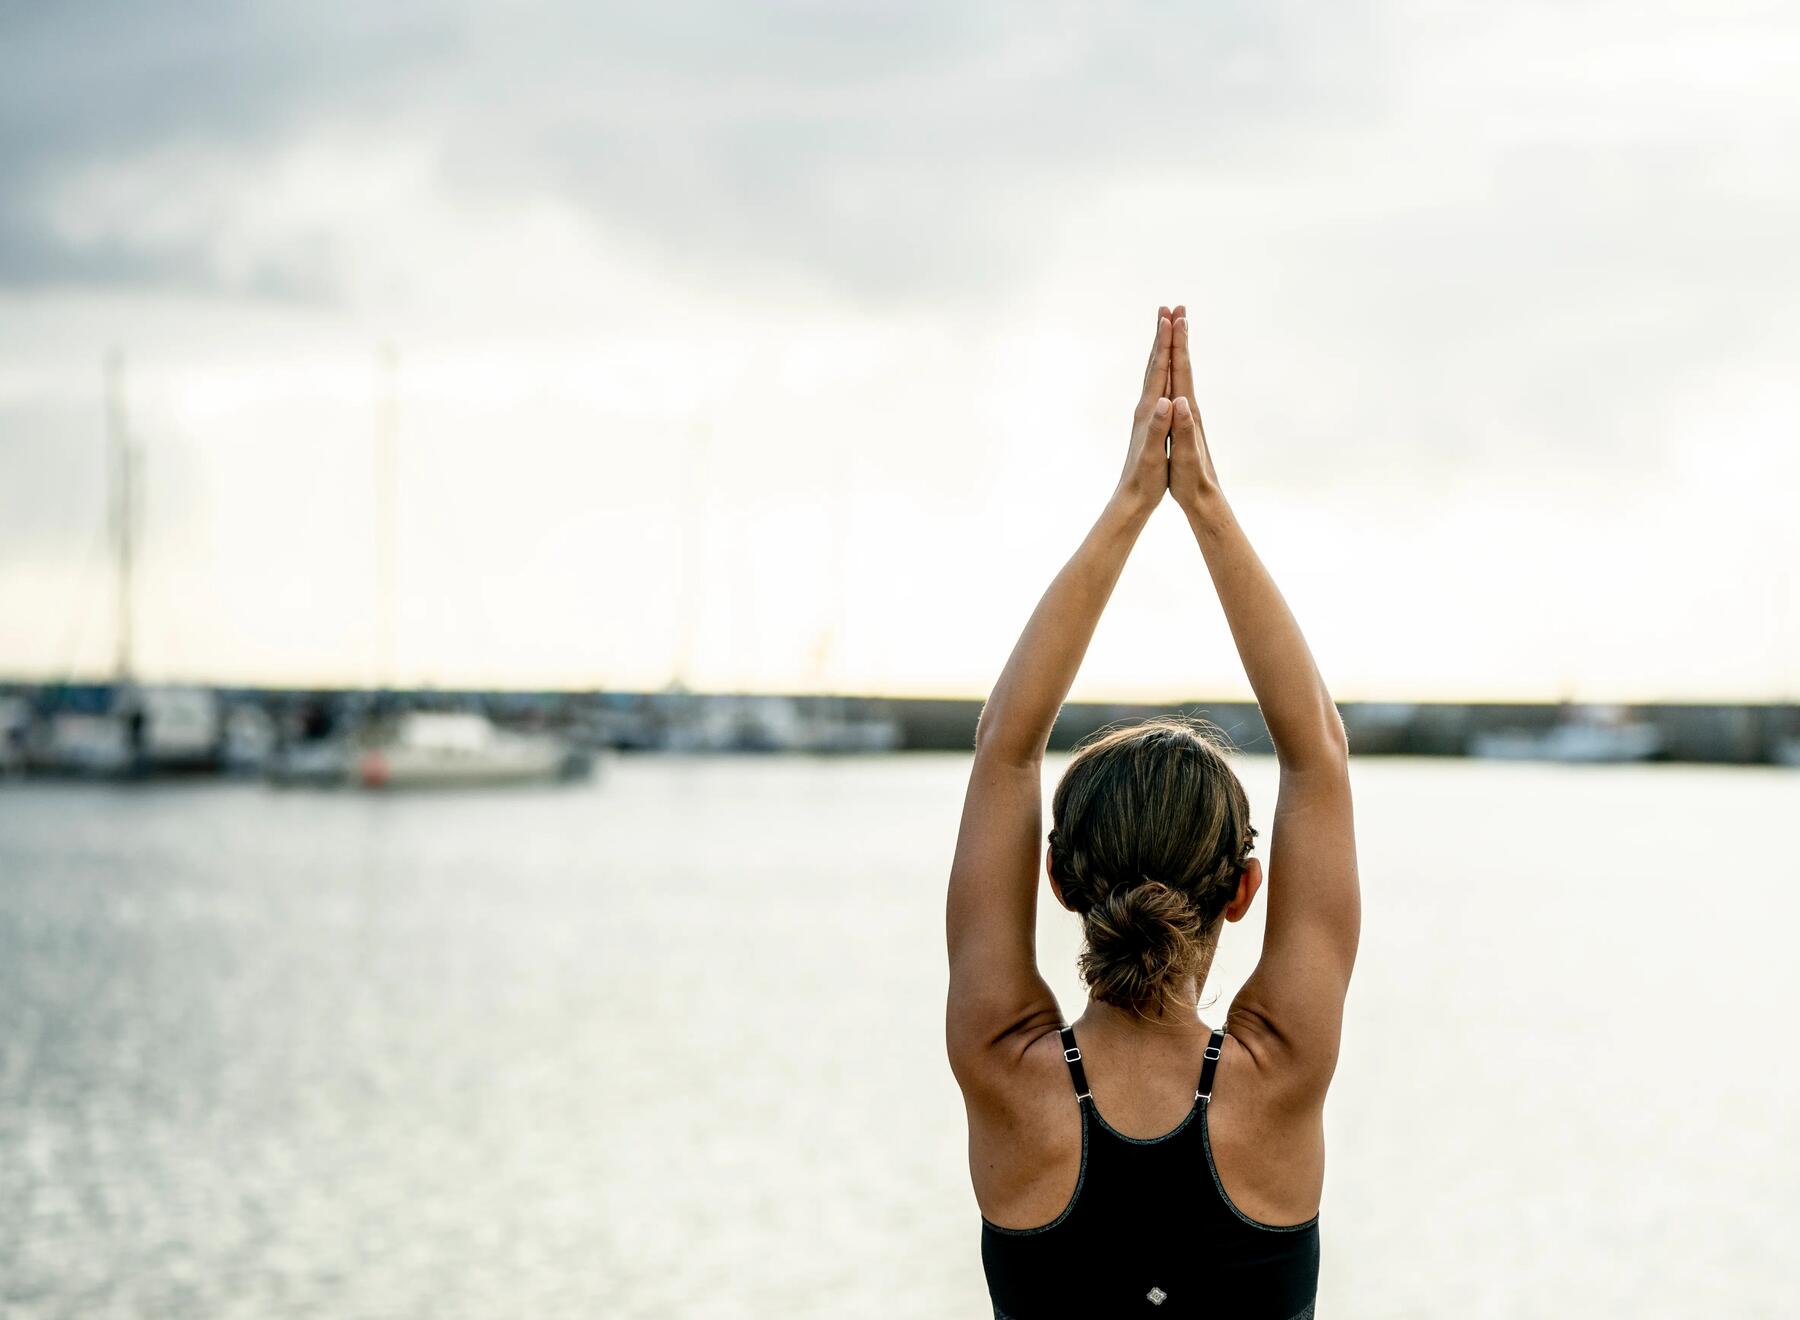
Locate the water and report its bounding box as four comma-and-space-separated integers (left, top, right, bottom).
1, 754, 1795, 1318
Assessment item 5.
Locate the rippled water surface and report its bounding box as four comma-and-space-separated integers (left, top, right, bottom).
2, 754, 1796, 1317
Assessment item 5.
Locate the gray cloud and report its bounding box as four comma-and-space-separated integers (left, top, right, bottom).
0, 1, 452, 296
0, 1, 1382, 301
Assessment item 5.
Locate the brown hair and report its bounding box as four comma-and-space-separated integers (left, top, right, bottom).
1047, 716, 1257, 1018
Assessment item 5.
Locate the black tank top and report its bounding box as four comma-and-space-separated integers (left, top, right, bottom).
980, 1024, 1320, 1319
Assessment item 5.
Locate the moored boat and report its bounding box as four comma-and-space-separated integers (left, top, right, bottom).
355, 710, 589, 788
1470, 704, 1663, 763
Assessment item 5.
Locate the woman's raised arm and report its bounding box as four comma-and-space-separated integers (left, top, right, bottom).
944, 311, 1175, 1069
1168, 309, 1360, 1099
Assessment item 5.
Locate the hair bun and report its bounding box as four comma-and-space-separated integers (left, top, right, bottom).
1077, 880, 1208, 1015
1049, 715, 1255, 1015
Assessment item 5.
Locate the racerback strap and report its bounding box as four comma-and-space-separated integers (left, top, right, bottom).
1056, 1024, 1092, 1102
1195, 1027, 1226, 1103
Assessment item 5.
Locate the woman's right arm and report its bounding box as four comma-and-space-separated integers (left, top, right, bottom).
1168, 309, 1360, 1102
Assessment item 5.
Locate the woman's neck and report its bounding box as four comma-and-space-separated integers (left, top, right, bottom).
1075, 981, 1214, 1039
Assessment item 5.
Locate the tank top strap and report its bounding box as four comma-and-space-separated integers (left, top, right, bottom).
1195, 1026, 1226, 1103
1056, 1023, 1092, 1103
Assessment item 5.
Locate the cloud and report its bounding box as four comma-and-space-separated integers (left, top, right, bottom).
0, 1, 449, 297
2, 1, 1798, 692
0, 1, 1382, 303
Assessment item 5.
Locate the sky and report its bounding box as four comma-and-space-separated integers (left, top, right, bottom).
2, 1, 1797, 702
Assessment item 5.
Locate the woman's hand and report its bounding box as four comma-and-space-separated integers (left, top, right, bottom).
1112, 307, 1176, 519
1168, 307, 1226, 517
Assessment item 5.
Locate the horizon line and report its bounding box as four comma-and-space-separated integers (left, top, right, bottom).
3, 672, 1797, 709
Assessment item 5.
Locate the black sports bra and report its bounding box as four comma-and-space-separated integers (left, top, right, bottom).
979, 1024, 1319, 1319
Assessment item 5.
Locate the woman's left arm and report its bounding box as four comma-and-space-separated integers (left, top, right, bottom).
945, 310, 1175, 1075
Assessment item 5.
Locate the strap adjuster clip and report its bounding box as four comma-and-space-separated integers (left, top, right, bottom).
1063, 1046, 1082, 1063
1203, 1044, 1222, 1060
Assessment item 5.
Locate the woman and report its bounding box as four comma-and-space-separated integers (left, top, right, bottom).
944, 307, 1359, 1318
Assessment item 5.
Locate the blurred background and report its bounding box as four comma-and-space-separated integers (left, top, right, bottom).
1, 3, 1796, 1317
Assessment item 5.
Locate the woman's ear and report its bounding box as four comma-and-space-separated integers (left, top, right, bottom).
1223, 856, 1264, 923
1046, 842, 1076, 912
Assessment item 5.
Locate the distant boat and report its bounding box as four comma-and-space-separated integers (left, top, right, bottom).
28, 357, 223, 779
661, 694, 901, 753
355, 710, 589, 788
342, 350, 591, 790
1470, 705, 1663, 763
30, 685, 223, 777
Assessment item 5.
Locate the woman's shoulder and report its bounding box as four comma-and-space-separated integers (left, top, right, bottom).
1205, 1025, 1329, 1226
960, 1022, 1087, 1230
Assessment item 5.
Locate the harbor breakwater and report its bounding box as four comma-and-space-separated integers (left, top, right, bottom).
2, 684, 1796, 768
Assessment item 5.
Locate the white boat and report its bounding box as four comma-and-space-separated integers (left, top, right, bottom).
661, 694, 901, 753
28, 685, 222, 776
355, 711, 586, 788
130, 685, 223, 771
1470, 705, 1663, 763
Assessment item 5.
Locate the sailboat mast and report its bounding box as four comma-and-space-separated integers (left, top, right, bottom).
672, 417, 710, 691
106, 348, 135, 686
375, 343, 399, 693
813, 424, 852, 693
